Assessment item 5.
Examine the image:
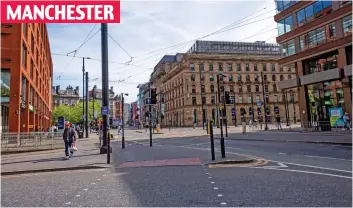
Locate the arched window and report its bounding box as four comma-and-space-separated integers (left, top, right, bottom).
246, 75, 250, 81
272, 75, 276, 81
191, 85, 196, 93
210, 85, 215, 93
288, 74, 292, 79
280, 75, 284, 81
191, 74, 195, 81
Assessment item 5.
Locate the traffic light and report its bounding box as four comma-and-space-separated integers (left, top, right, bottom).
225, 91, 231, 104
151, 88, 157, 104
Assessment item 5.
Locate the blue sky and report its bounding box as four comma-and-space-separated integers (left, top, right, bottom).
49, 0, 277, 103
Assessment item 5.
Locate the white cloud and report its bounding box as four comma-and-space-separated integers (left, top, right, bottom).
49, 0, 277, 103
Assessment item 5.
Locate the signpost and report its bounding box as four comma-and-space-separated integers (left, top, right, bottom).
101, 106, 109, 116
145, 97, 152, 105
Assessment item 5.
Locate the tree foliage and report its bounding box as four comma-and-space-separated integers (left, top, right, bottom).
52, 101, 102, 125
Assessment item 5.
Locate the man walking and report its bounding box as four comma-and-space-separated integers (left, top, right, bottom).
63, 122, 76, 160
276, 115, 282, 130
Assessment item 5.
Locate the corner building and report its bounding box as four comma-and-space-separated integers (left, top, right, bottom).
150, 40, 299, 127
275, 1, 352, 128
1, 23, 53, 133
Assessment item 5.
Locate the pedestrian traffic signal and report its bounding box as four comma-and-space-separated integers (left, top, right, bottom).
225, 91, 231, 104
151, 88, 157, 104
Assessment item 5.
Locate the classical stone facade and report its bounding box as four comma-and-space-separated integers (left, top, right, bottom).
149, 41, 299, 127
52, 85, 80, 108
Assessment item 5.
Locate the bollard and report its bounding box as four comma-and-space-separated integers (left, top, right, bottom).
206, 122, 210, 135
209, 121, 215, 161
242, 122, 246, 134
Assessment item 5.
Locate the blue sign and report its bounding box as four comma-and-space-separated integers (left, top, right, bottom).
145, 97, 152, 105
257, 101, 262, 107
231, 108, 236, 116
274, 107, 279, 113
58, 117, 65, 129
101, 106, 109, 116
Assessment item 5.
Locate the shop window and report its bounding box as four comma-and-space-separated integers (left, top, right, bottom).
343, 15, 352, 36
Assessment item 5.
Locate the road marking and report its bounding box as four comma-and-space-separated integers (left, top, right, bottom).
103, 174, 106, 176
217, 194, 223, 197
279, 153, 286, 155
181, 142, 209, 147
252, 167, 352, 179
303, 155, 352, 161
83, 188, 89, 191
75, 195, 80, 197
205, 173, 210, 174
221, 202, 227, 205
263, 162, 288, 169
211, 181, 215, 184
268, 160, 352, 173
65, 202, 71, 205
97, 179, 101, 181
214, 187, 219, 190
91, 183, 96, 185
208, 177, 212, 179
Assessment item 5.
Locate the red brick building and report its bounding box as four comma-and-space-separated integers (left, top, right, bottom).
275, 1, 352, 127
1, 23, 53, 133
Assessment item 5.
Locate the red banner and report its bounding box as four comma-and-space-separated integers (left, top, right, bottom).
1, 0, 120, 23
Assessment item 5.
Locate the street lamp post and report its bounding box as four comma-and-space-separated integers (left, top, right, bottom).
82, 57, 91, 131
121, 93, 128, 149
216, 73, 226, 158
261, 71, 269, 130
93, 85, 97, 123
85, 72, 89, 138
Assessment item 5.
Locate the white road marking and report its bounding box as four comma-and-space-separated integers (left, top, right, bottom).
221, 202, 227, 205
303, 155, 352, 161
83, 188, 89, 191
97, 179, 101, 181
252, 167, 352, 179
268, 160, 352, 173
278, 152, 286, 155
208, 177, 212, 179
91, 183, 96, 185
75, 195, 80, 197
103, 174, 106, 176
263, 162, 288, 169
65, 202, 71, 205
217, 194, 223, 197
214, 187, 219, 190
181, 142, 209, 147
206, 173, 210, 174
211, 181, 215, 184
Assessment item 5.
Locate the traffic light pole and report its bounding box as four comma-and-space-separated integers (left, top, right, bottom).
149, 83, 153, 147
223, 90, 228, 137
216, 75, 225, 158
233, 92, 237, 127
85, 72, 89, 138
122, 94, 125, 149
261, 71, 269, 130
251, 93, 255, 122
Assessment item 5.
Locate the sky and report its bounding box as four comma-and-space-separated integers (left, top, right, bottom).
49, 0, 278, 103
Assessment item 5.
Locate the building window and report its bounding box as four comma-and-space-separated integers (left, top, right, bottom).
264, 74, 268, 81
209, 64, 213, 71
316, 27, 326, 45
254, 75, 259, 82
308, 30, 317, 48
201, 85, 205, 93
305, 4, 314, 22
22, 23, 27, 38
245, 63, 250, 71
218, 62, 223, 71
271, 64, 275, 72
210, 85, 215, 93
237, 63, 241, 71
255, 85, 259, 92
274, 95, 278, 103
230, 96, 235, 104
211, 96, 215, 104
229, 85, 234, 93
262, 63, 267, 71
328, 22, 336, 40
237, 74, 242, 81
256, 95, 260, 102
192, 97, 196, 105
273, 84, 277, 92
340, 1, 352, 8
280, 75, 284, 81
202, 97, 206, 104
343, 15, 352, 36
200, 74, 205, 81
247, 95, 252, 103
238, 86, 243, 93
190, 63, 195, 71
228, 63, 232, 71
191, 74, 195, 81
210, 75, 214, 81
247, 85, 251, 92
199, 64, 204, 71
239, 96, 243, 103
22, 43, 27, 69
297, 8, 306, 26
272, 75, 276, 81
0, 69, 10, 102
21, 76, 27, 102
192, 85, 196, 93
254, 64, 258, 71
278, 15, 292, 35
265, 95, 269, 103
264, 85, 268, 92
288, 74, 292, 79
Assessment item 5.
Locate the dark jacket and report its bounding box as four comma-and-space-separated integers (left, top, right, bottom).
63, 127, 76, 142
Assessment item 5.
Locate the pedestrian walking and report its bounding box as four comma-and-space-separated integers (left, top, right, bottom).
276, 115, 282, 130
62, 122, 76, 160
342, 112, 352, 130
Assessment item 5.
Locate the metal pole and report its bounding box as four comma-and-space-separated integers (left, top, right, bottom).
149, 83, 152, 147
82, 57, 85, 131
100, 23, 110, 159
285, 90, 290, 126
216, 91, 220, 128
223, 90, 228, 137
209, 121, 215, 161
199, 66, 205, 129
217, 75, 225, 158
85, 72, 89, 138
93, 87, 95, 123
251, 93, 255, 122
122, 94, 125, 149
261, 71, 268, 130
233, 92, 237, 127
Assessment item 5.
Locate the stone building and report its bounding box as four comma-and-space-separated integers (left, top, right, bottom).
150, 40, 299, 127
52, 85, 80, 108
88, 86, 116, 118
275, 0, 352, 129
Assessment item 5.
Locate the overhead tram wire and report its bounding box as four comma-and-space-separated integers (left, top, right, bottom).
108, 33, 133, 62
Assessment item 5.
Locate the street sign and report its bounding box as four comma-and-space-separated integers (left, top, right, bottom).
231, 108, 236, 116
101, 106, 109, 116
274, 107, 279, 113
82, 115, 86, 119
145, 97, 152, 105
257, 101, 262, 107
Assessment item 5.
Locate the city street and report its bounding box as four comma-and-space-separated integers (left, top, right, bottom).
2, 131, 352, 207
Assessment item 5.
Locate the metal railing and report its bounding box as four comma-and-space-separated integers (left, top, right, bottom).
1, 132, 64, 152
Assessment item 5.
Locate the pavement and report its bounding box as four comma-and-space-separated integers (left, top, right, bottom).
1, 131, 352, 207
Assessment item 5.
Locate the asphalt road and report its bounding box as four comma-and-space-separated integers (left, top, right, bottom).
1, 135, 352, 207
